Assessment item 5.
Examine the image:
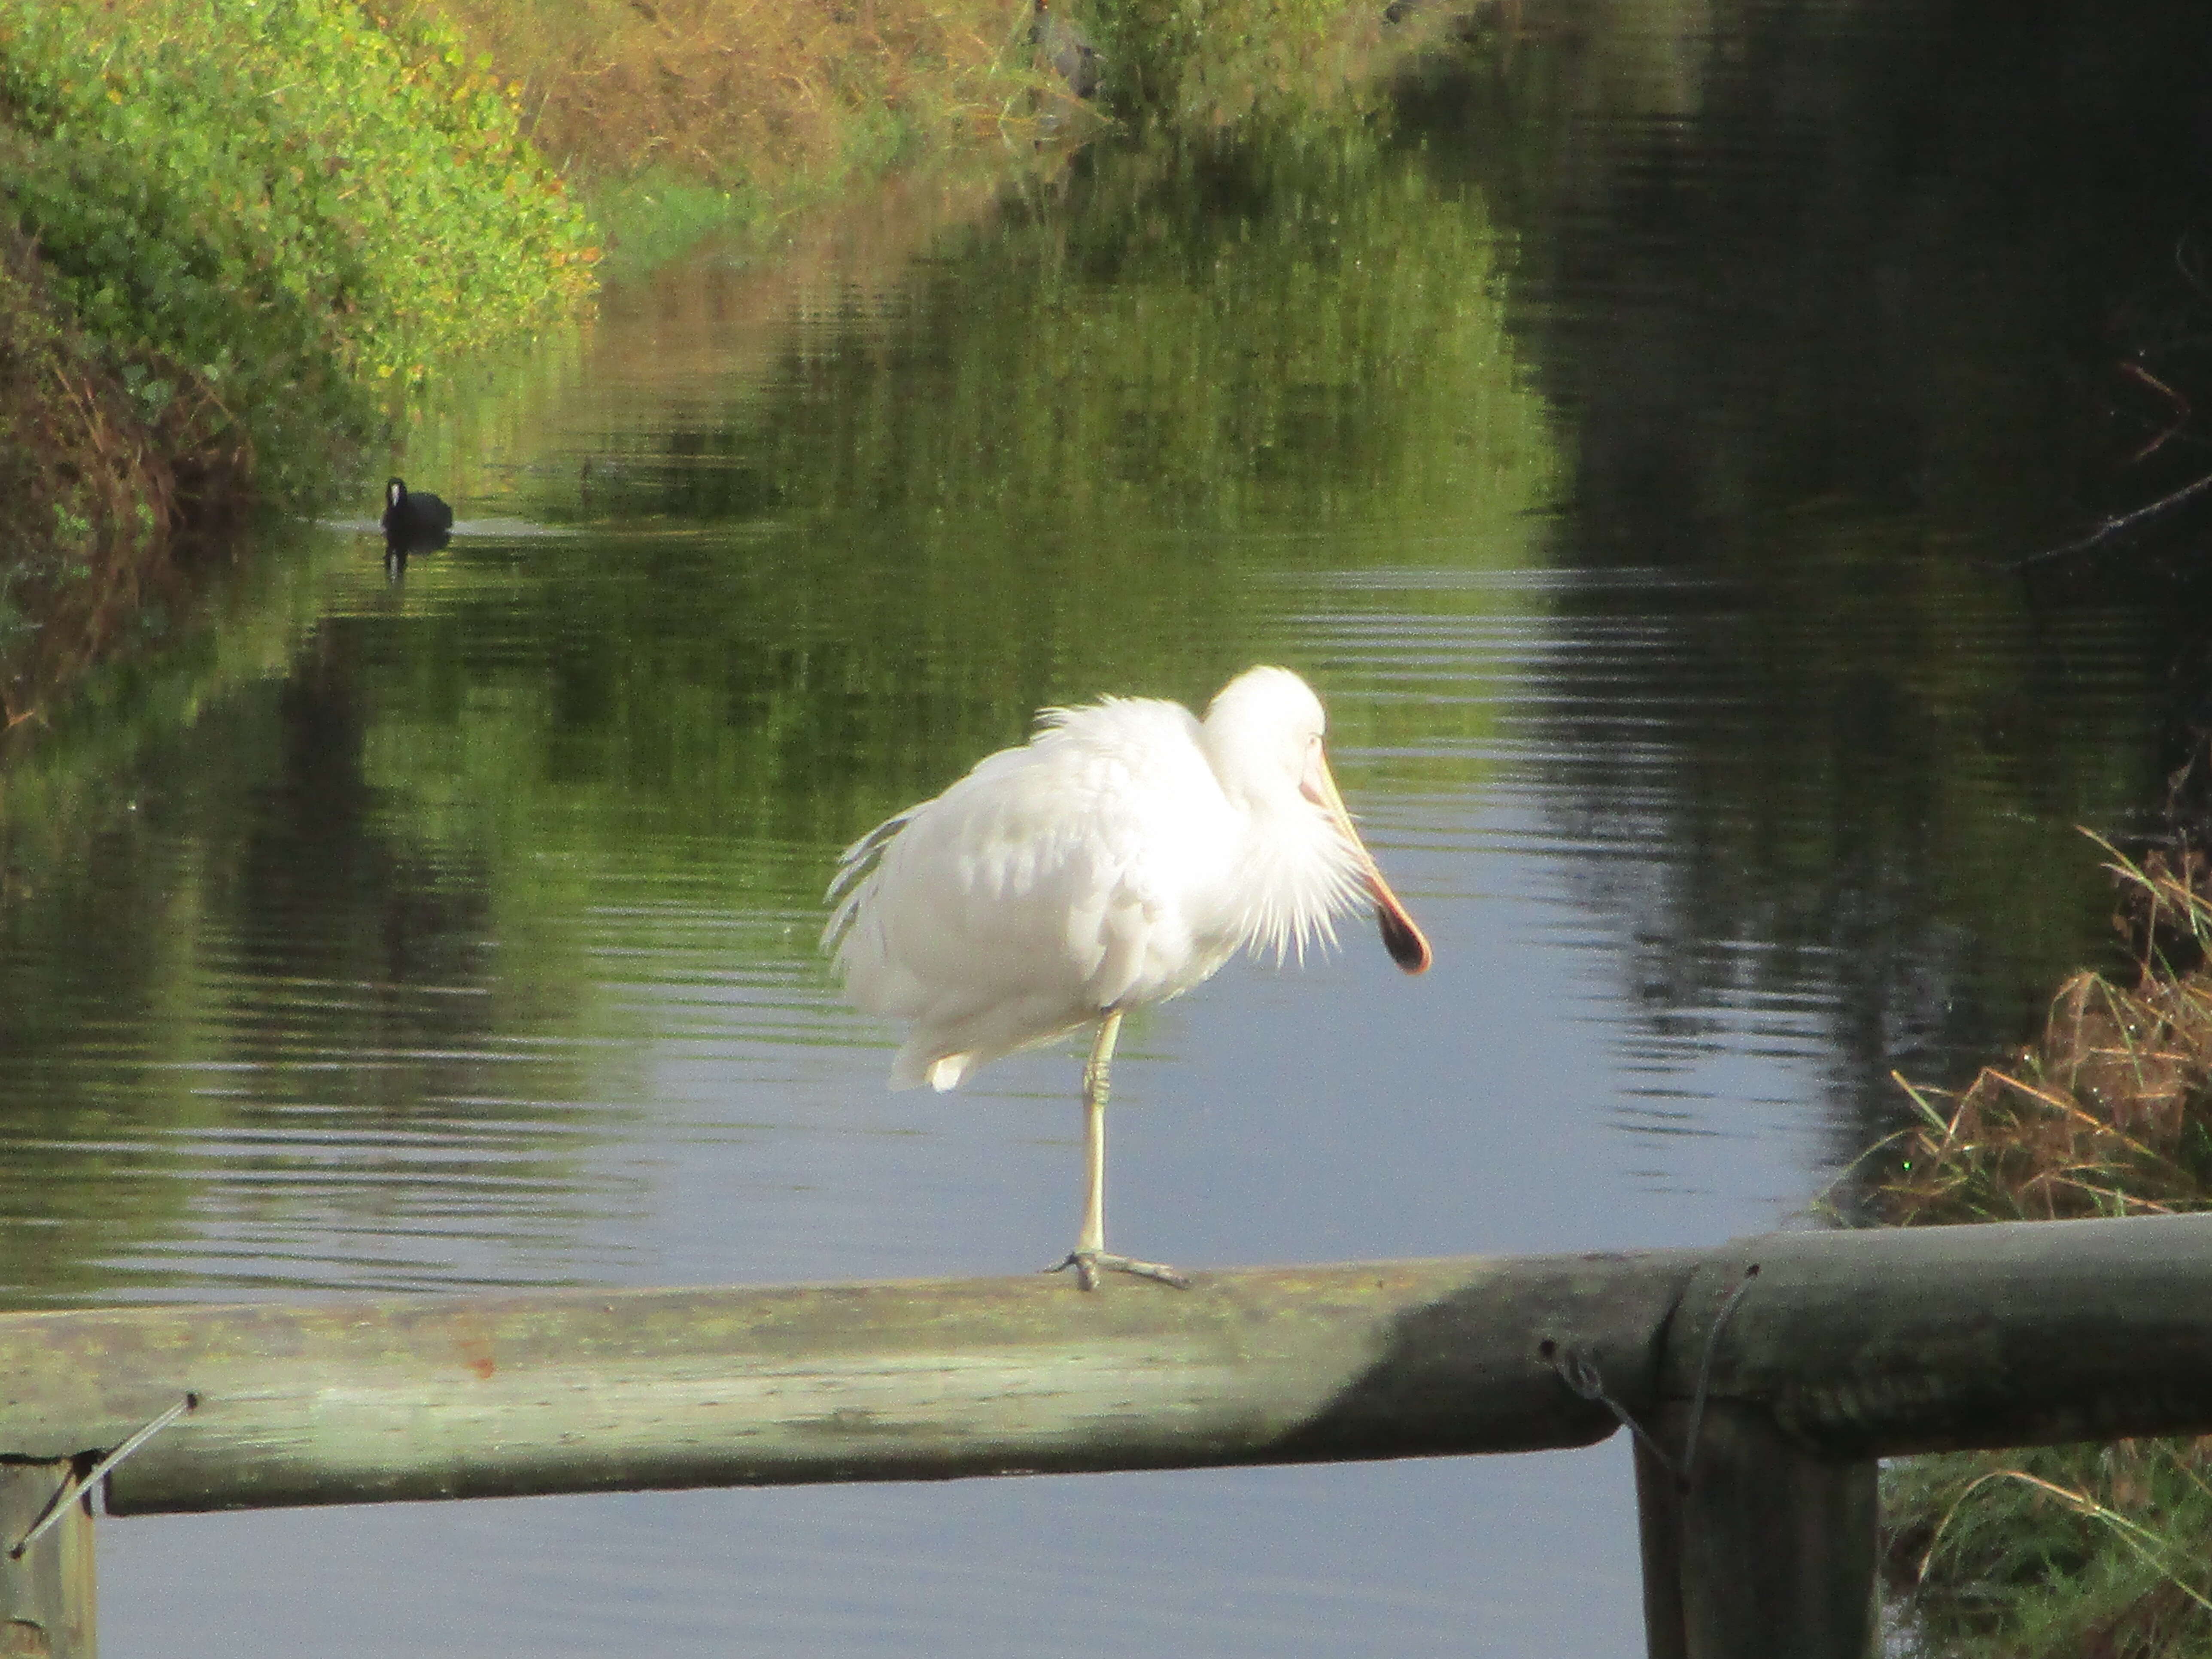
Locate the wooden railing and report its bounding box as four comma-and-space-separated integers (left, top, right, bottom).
9, 1210, 2212, 1657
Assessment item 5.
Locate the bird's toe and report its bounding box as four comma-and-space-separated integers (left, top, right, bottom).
1047, 1250, 1189, 1291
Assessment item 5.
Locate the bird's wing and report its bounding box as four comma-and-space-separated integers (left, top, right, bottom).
826, 699, 1235, 1083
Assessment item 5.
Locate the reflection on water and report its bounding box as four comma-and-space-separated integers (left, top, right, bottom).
7, 2, 2212, 1653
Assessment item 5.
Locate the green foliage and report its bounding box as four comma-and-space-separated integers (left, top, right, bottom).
0, 0, 597, 501
0, 222, 210, 723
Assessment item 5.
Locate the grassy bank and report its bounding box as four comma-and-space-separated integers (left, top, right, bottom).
415, 0, 1062, 267
413, 0, 1410, 265
1877, 832, 2212, 1655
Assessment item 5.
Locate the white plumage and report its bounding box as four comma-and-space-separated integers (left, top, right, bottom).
824, 665, 1429, 1287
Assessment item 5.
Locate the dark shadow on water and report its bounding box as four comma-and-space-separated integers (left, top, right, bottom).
1385, 0, 2212, 1186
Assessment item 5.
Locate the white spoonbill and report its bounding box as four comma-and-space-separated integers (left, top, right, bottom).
823, 665, 1431, 1289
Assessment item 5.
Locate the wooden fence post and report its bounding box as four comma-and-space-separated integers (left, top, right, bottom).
1633, 1428, 1688, 1659
1635, 1402, 1876, 1659
0, 1461, 95, 1659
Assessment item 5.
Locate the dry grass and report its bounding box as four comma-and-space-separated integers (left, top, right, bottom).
1878, 836, 2212, 1227
407, 0, 1057, 188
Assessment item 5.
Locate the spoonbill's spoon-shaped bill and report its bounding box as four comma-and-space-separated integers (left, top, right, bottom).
823, 665, 1431, 1288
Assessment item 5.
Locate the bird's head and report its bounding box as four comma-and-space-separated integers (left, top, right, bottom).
1204, 666, 1328, 797
1205, 666, 1431, 975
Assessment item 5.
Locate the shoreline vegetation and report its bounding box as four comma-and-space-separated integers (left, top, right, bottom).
0, 0, 595, 733
1876, 802, 2212, 1654
0, 0, 1425, 741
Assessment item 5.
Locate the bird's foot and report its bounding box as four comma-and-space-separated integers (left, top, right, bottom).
1046, 1250, 1190, 1291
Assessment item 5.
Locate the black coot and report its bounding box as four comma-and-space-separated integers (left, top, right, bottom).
381, 477, 453, 552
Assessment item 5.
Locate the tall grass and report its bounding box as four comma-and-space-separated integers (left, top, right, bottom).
1879, 830, 2212, 1656
1886, 1441, 2212, 1658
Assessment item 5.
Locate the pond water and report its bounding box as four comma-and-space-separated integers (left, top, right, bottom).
7, 2, 2212, 1653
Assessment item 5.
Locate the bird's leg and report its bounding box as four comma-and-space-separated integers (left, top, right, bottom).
1073, 1011, 1115, 1263
1047, 1011, 1188, 1291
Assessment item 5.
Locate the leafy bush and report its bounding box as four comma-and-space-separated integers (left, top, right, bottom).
0, 0, 598, 500
0, 217, 225, 716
